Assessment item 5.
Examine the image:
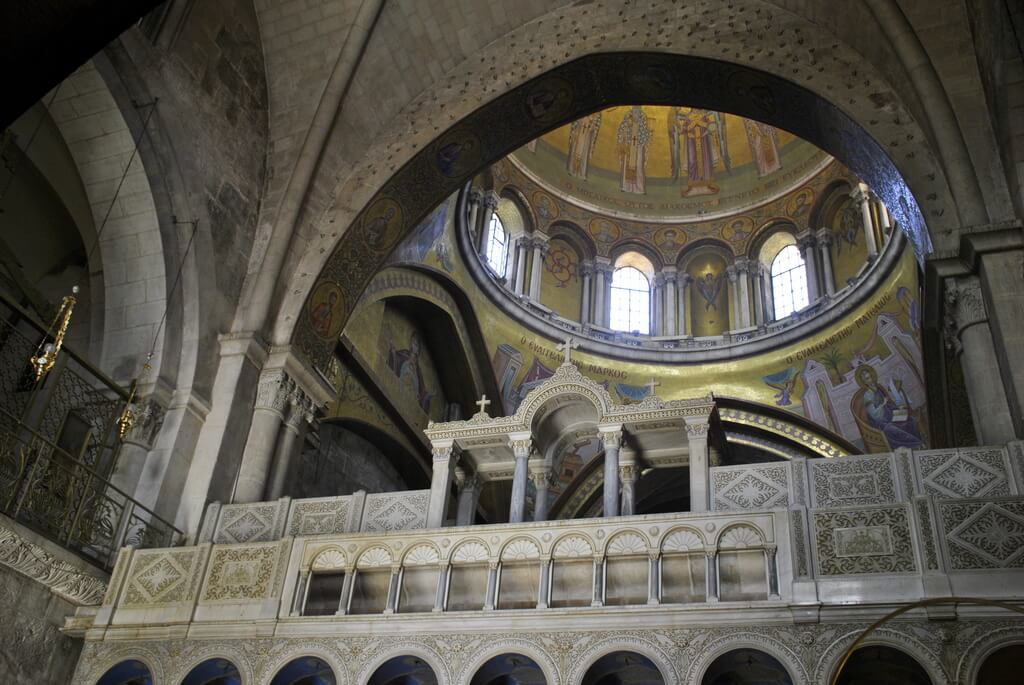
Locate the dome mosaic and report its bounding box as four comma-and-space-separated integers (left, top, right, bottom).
510, 105, 832, 223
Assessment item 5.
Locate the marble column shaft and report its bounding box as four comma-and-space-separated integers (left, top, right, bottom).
266, 390, 312, 500
427, 442, 456, 528
816, 228, 836, 295
678, 273, 692, 335
663, 267, 678, 335
853, 185, 878, 258
619, 462, 637, 516
508, 437, 532, 523
234, 370, 293, 503
528, 237, 549, 301
944, 276, 1017, 443
531, 469, 551, 522
479, 191, 499, 256
686, 419, 711, 512
797, 230, 821, 302
600, 428, 622, 517
580, 261, 593, 324
455, 472, 482, 526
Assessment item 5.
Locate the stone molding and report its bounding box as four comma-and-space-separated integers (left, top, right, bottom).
0, 519, 106, 606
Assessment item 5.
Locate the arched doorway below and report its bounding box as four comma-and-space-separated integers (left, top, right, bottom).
95, 660, 152, 685
834, 645, 931, 685
581, 651, 664, 685
180, 658, 241, 685
270, 656, 336, 685
368, 656, 439, 685
471, 653, 546, 685
977, 644, 1024, 685
701, 649, 793, 684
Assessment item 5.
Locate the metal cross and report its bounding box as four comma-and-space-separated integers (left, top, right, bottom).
645, 377, 661, 397
556, 336, 579, 364
475, 395, 491, 415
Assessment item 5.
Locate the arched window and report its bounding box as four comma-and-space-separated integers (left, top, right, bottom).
609, 266, 650, 334
484, 215, 508, 274
770, 244, 809, 319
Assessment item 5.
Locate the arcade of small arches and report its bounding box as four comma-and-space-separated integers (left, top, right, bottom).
89, 641, 1024, 685
463, 152, 893, 352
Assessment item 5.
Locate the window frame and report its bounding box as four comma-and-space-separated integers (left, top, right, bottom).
609, 265, 651, 334
769, 244, 809, 320
484, 214, 508, 275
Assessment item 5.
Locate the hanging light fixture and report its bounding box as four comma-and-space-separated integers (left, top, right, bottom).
29, 285, 79, 381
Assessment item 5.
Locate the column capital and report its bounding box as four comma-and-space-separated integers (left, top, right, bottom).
598, 425, 623, 449
796, 229, 817, 252
482, 190, 500, 210
815, 227, 834, 246
508, 433, 532, 458
467, 188, 484, 206
654, 272, 666, 287
684, 420, 710, 438
725, 264, 739, 282
678, 272, 694, 288
849, 183, 871, 206
124, 397, 166, 448
255, 369, 294, 414
943, 275, 988, 350
431, 440, 456, 462
580, 260, 595, 277
619, 463, 638, 482
528, 469, 551, 488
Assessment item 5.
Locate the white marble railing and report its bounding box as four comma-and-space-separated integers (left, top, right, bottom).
196, 489, 431, 544
710, 442, 1024, 512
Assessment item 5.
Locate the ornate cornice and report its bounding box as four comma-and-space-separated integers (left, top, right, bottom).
424, 361, 715, 442
0, 520, 107, 606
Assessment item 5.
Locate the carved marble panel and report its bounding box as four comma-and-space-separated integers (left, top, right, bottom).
711, 463, 790, 511
939, 499, 1024, 569
810, 455, 896, 508
917, 448, 1012, 499
122, 548, 206, 607
362, 491, 429, 532
199, 541, 289, 603
287, 496, 353, 536
811, 505, 916, 575
214, 501, 288, 544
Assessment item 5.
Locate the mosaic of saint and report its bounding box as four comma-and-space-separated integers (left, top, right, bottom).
512, 105, 830, 221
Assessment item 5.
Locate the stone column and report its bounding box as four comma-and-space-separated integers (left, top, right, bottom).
455, 471, 482, 526
479, 190, 499, 256
527, 236, 549, 301
384, 565, 400, 614
705, 548, 719, 602
766, 545, 781, 599
750, 263, 766, 327
467, 188, 483, 245
483, 560, 499, 610
512, 238, 528, 294
537, 557, 551, 608
796, 230, 821, 302
647, 550, 660, 605
580, 260, 594, 324
944, 276, 1017, 443
619, 462, 638, 516
110, 398, 166, 499
762, 266, 776, 322
530, 467, 552, 522
593, 257, 612, 327
599, 427, 622, 517
685, 418, 711, 512
663, 267, 678, 336
591, 554, 604, 606
851, 184, 878, 259
816, 228, 836, 295
432, 562, 449, 612
875, 196, 893, 238
266, 389, 313, 500
652, 272, 664, 335
735, 259, 753, 328
234, 369, 293, 503
508, 434, 532, 523
678, 273, 692, 335
427, 441, 456, 528
725, 264, 739, 330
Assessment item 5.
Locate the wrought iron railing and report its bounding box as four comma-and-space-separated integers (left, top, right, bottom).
0, 292, 182, 570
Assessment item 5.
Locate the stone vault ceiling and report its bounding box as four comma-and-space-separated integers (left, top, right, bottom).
509, 105, 832, 223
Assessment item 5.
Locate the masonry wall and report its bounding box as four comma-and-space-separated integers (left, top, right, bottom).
0, 563, 82, 685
